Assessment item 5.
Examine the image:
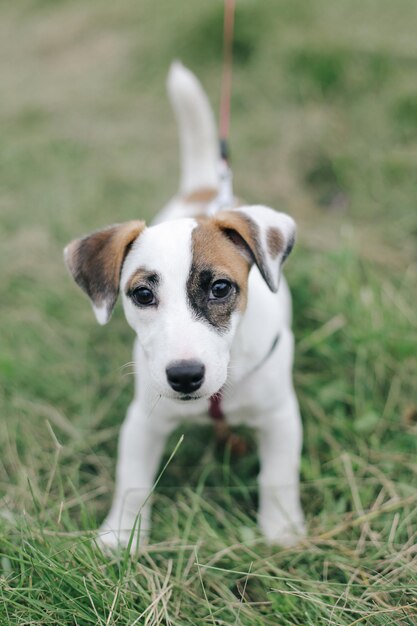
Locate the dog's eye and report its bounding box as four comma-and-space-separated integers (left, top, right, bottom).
210, 280, 232, 300
130, 287, 156, 307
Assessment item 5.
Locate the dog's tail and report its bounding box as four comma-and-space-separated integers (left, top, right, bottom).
167, 61, 219, 195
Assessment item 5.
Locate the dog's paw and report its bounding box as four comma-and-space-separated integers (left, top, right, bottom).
97, 518, 149, 555
259, 514, 306, 548
95, 527, 122, 555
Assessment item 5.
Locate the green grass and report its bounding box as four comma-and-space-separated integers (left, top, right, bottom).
1, 0, 416, 623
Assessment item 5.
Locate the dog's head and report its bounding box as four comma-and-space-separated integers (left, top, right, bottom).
64, 206, 295, 401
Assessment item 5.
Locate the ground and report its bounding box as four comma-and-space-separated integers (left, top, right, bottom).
0, 1, 416, 624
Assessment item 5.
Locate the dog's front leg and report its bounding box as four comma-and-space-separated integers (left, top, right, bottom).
257, 390, 305, 547
98, 400, 171, 553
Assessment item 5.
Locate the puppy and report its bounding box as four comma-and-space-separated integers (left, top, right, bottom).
64, 62, 305, 550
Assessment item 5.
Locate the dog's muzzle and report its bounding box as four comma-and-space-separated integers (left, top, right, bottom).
166, 360, 205, 394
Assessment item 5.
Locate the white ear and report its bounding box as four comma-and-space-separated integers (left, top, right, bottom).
215, 205, 296, 292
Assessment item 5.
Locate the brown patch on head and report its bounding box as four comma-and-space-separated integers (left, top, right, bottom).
187, 218, 252, 331
214, 210, 275, 290
267, 226, 284, 259
196, 206, 296, 295
183, 187, 218, 204
65, 220, 145, 322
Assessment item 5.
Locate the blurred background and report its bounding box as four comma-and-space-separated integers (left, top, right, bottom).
1, 1, 416, 623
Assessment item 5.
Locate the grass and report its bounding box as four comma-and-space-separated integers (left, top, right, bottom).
1, 0, 416, 623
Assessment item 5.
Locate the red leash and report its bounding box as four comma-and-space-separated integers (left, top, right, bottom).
208, 393, 224, 421
219, 0, 235, 162
209, 391, 247, 457
207, 0, 235, 216
208, 0, 248, 457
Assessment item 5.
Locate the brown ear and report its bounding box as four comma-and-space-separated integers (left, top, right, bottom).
64, 220, 145, 324
214, 205, 296, 292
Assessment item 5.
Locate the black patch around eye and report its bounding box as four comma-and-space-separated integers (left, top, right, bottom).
199, 269, 214, 289
186, 265, 239, 332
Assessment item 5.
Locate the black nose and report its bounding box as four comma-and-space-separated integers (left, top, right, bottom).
166, 360, 205, 394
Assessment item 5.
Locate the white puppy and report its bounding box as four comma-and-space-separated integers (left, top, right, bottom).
65, 62, 305, 550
